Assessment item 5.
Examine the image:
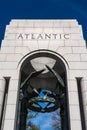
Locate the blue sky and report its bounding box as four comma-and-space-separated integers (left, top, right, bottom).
0, 0, 87, 45
27, 109, 61, 130
29, 112, 54, 130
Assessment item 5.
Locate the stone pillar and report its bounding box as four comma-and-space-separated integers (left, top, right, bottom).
0, 78, 5, 126
2, 78, 19, 130
82, 80, 87, 129
67, 73, 82, 130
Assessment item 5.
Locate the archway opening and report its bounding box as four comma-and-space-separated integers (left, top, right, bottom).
17, 52, 69, 130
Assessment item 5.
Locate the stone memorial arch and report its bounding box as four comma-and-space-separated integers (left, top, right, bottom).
0, 20, 87, 130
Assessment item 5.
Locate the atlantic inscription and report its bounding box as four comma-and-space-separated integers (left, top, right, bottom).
17, 33, 70, 40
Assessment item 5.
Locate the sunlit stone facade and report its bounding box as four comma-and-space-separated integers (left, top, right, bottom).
0, 20, 87, 130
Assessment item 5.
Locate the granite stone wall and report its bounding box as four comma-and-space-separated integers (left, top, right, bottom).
0, 20, 87, 130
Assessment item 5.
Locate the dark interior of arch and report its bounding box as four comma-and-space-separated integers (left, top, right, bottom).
17, 52, 69, 130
